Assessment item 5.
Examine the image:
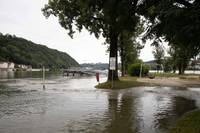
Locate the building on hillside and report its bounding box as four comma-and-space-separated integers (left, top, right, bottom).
0, 62, 15, 71
15, 64, 32, 71
0, 62, 8, 70
188, 60, 200, 70
0, 62, 32, 71
144, 60, 158, 70
8, 62, 15, 69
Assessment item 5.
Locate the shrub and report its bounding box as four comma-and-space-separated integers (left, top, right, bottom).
128, 63, 149, 76
143, 64, 150, 76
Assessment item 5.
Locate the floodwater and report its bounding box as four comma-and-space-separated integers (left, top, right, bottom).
0, 71, 200, 133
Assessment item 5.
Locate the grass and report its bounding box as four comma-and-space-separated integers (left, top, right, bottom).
150, 72, 179, 78
150, 72, 200, 79
179, 75, 200, 80
170, 110, 200, 133
95, 76, 145, 89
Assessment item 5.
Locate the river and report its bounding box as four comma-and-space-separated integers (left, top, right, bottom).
0, 71, 200, 133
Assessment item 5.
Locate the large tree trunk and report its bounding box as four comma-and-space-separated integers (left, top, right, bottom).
178, 62, 186, 75
125, 64, 128, 75
121, 47, 125, 77
107, 30, 119, 81
178, 66, 183, 75
120, 34, 125, 77
173, 66, 176, 73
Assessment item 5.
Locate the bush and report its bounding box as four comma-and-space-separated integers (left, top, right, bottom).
143, 64, 150, 76
128, 63, 149, 76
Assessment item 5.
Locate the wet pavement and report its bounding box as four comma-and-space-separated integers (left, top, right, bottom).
0, 72, 200, 133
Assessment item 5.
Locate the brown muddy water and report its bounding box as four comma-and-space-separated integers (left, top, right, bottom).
0, 71, 200, 133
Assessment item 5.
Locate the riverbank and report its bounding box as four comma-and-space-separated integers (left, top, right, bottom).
96, 75, 200, 89
170, 110, 200, 133
96, 76, 146, 89
137, 77, 200, 88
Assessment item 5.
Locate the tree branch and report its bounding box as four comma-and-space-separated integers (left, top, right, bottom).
175, 0, 193, 8
91, 16, 104, 23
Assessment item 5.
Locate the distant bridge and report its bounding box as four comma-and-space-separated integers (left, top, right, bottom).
63, 68, 97, 76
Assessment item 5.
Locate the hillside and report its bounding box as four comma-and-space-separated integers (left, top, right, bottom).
0, 33, 79, 68
81, 63, 108, 70
144, 60, 156, 65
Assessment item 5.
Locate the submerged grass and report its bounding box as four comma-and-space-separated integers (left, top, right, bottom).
170, 110, 200, 133
95, 76, 145, 89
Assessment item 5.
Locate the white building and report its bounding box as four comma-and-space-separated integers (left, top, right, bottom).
15, 64, 32, 71
0, 62, 32, 71
0, 62, 8, 69
8, 62, 15, 69
0, 62, 15, 71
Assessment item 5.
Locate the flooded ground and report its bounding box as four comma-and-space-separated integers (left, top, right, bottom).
0, 72, 200, 133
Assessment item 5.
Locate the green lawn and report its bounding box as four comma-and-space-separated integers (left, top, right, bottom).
95, 76, 145, 89
151, 72, 178, 78
170, 110, 200, 133
150, 72, 200, 79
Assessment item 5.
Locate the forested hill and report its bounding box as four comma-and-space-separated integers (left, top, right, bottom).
0, 33, 79, 68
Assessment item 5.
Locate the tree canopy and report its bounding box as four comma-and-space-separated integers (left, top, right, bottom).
42, 0, 200, 77
43, 0, 139, 39
152, 45, 164, 71
43, 0, 141, 80
138, 0, 200, 74
119, 23, 144, 76
140, 0, 200, 56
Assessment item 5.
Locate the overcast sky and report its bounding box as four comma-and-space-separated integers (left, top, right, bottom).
0, 0, 156, 63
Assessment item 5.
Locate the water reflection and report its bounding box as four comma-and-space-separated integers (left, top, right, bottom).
0, 71, 62, 79
104, 91, 138, 133
62, 88, 198, 133
0, 71, 14, 79
0, 73, 200, 133
137, 92, 196, 133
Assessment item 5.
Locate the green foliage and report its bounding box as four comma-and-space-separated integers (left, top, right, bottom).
142, 0, 198, 40
42, 0, 141, 80
42, 0, 139, 40
140, 0, 200, 64
0, 33, 79, 68
119, 23, 144, 76
152, 45, 164, 70
163, 57, 173, 73
128, 63, 149, 77
128, 64, 140, 76
134, 59, 143, 64
168, 45, 190, 74
143, 65, 150, 76
153, 72, 178, 78
96, 76, 145, 89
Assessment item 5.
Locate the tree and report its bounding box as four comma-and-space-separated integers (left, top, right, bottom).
152, 45, 164, 72
139, 0, 200, 71
168, 45, 192, 75
163, 56, 173, 73
119, 22, 144, 77
42, 0, 140, 81
119, 32, 143, 76
167, 48, 177, 73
